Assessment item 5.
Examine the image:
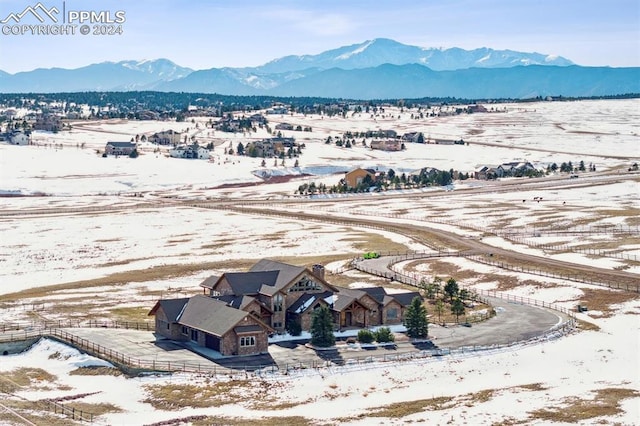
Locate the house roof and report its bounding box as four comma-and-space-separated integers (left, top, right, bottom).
107, 141, 136, 148
249, 259, 305, 291
199, 275, 221, 290
358, 287, 421, 307
391, 291, 422, 307
359, 287, 387, 304
212, 294, 268, 312
148, 298, 189, 321
223, 270, 280, 295
177, 295, 250, 337
288, 291, 333, 314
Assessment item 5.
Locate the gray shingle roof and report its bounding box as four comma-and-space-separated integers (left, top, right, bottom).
249, 259, 305, 291
148, 298, 189, 322
357, 287, 422, 307
177, 295, 249, 337
199, 275, 221, 289
106, 141, 136, 148
224, 270, 279, 295
288, 291, 333, 314
391, 292, 422, 307
359, 287, 387, 304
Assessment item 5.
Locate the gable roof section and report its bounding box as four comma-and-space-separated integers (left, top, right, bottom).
359, 287, 387, 304
288, 291, 333, 314
106, 141, 136, 148
199, 275, 221, 290
148, 298, 189, 321
358, 287, 422, 307
177, 295, 249, 337
392, 291, 422, 307
223, 270, 279, 295
249, 259, 305, 290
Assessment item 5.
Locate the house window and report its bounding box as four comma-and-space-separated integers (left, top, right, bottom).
289, 277, 322, 292
387, 308, 398, 319
181, 326, 188, 335
190, 329, 198, 341
273, 322, 282, 329
240, 336, 256, 347
273, 294, 284, 312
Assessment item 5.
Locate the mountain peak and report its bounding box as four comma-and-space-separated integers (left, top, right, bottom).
256, 39, 573, 74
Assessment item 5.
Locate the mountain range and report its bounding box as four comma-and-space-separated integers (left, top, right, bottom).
1, 38, 638, 99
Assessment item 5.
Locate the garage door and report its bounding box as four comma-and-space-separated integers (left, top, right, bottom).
205, 334, 220, 351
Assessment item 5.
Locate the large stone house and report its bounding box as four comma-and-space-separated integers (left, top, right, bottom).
150, 259, 422, 356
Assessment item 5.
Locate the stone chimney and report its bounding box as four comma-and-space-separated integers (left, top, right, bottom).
312, 264, 325, 281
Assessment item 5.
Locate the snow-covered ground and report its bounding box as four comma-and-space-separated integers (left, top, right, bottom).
1, 99, 639, 424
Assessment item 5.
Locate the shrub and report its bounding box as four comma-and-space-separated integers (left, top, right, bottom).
374, 327, 395, 343
286, 318, 302, 336
357, 329, 375, 344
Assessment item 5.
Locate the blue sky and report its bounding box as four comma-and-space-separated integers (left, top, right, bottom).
0, 0, 638, 73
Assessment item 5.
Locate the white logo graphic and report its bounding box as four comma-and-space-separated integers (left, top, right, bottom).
1, 2, 59, 23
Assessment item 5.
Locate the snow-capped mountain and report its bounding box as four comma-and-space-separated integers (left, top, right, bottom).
0, 59, 193, 92
1, 39, 636, 98
254, 38, 574, 73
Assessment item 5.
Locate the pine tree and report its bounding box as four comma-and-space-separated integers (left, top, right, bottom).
310, 305, 335, 347
403, 296, 428, 338
451, 298, 466, 323
444, 278, 459, 303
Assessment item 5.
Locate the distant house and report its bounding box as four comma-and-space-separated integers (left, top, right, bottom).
401, 132, 424, 143
169, 143, 210, 159
149, 130, 181, 145
266, 107, 288, 115
137, 110, 160, 121
474, 165, 501, 180
475, 161, 537, 179
275, 123, 294, 131
246, 137, 296, 158
33, 114, 62, 132
468, 104, 488, 113
105, 141, 136, 156
370, 139, 402, 151
345, 168, 376, 188
500, 161, 536, 177
249, 114, 267, 125
9, 131, 30, 145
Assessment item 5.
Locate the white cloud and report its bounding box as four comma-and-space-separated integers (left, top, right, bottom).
264, 8, 357, 36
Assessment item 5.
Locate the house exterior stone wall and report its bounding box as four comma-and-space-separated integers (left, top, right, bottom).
154, 306, 184, 340
383, 300, 403, 325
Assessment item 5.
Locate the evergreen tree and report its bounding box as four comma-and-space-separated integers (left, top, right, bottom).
310, 305, 335, 347
444, 278, 459, 303
403, 296, 428, 338
451, 298, 466, 323
435, 299, 445, 323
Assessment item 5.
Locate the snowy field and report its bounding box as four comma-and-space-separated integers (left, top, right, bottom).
0, 99, 639, 425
